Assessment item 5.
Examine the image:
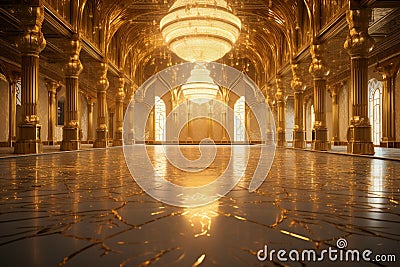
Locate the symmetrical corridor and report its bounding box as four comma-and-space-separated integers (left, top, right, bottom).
0, 146, 399, 266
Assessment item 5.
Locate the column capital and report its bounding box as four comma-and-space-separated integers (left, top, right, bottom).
375, 58, 400, 80
291, 63, 305, 92
63, 34, 83, 77
44, 78, 59, 93
16, 5, 46, 55
97, 62, 109, 92
275, 78, 285, 102
86, 96, 96, 106
309, 41, 329, 78
8, 71, 21, 84
116, 76, 126, 102
344, 8, 374, 57
328, 82, 343, 96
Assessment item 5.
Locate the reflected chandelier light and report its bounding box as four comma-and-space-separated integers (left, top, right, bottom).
160, 0, 241, 62
181, 63, 219, 104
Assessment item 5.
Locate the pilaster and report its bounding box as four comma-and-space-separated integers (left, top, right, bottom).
309, 41, 330, 151
8, 72, 19, 146
291, 63, 306, 149
87, 97, 95, 142
375, 58, 400, 147
113, 76, 125, 146
45, 79, 59, 145
14, 3, 46, 154
344, 6, 375, 154
93, 62, 109, 148
61, 34, 83, 151
275, 77, 286, 147
329, 82, 342, 145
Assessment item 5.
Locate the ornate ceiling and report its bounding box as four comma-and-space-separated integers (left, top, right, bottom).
0, 0, 399, 107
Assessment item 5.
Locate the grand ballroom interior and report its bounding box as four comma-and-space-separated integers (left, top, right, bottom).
0, 0, 400, 266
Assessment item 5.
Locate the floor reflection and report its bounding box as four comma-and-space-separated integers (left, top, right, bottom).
0, 147, 399, 266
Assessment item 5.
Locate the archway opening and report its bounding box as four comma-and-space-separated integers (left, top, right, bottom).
368, 78, 382, 146
234, 96, 245, 142
154, 96, 166, 142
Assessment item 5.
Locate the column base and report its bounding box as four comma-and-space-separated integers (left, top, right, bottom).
123, 133, 134, 145
331, 137, 341, 146
312, 128, 330, 151
347, 124, 374, 155
264, 131, 275, 145
380, 141, 400, 148
46, 140, 57, 146
94, 129, 108, 148
14, 123, 42, 154
113, 131, 123, 146
292, 130, 306, 149
277, 131, 286, 147
61, 127, 81, 151
347, 142, 374, 154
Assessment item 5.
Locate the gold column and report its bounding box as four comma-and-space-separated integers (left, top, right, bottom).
265, 90, 275, 145
208, 101, 213, 139
61, 34, 83, 151
344, 5, 375, 154
221, 88, 228, 143
113, 76, 125, 146
45, 79, 59, 145
275, 77, 286, 147
329, 83, 342, 145
376, 59, 400, 147
93, 62, 109, 148
109, 109, 114, 140
309, 41, 330, 151
87, 97, 94, 142
246, 105, 251, 142
8, 73, 19, 146
303, 94, 310, 142
186, 100, 192, 142
14, 4, 46, 154
291, 63, 306, 148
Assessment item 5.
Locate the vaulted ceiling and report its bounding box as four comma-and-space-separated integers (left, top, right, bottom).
0, 0, 400, 107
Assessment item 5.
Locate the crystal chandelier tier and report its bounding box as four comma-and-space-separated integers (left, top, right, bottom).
160, 0, 241, 62
180, 63, 219, 104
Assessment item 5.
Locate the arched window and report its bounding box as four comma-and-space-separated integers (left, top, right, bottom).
57, 97, 65, 126
369, 79, 382, 145
234, 96, 245, 142
311, 104, 315, 129
155, 96, 166, 142
16, 79, 21, 106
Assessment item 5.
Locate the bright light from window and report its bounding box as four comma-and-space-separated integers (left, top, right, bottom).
155, 96, 166, 142
234, 96, 245, 142
369, 79, 382, 146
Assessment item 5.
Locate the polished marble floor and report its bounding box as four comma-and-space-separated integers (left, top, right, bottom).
0, 146, 399, 266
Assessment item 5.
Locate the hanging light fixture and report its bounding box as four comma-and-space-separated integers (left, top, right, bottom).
181, 63, 219, 104
160, 0, 241, 62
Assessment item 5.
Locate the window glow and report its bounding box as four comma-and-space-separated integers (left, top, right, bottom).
368, 79, 382, 146
155, 96, 166, 142
234, 96, 245, 142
